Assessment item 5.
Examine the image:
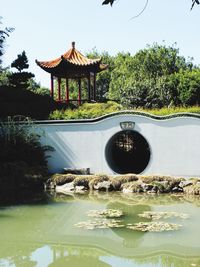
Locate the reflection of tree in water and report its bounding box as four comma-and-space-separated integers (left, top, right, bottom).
107, 201, 151, 248
48, 246, 111, 267
0, 244, 38, 267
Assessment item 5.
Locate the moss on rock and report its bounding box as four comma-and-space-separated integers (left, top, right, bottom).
111, 174, 139, 190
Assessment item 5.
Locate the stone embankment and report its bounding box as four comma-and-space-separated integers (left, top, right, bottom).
47, 174, 200, 195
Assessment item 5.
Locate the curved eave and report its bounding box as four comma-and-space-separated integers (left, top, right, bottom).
36, 57, 107, 77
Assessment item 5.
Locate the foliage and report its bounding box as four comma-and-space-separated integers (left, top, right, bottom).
0, 116, 54, 192
102, 0, 200, 10
86, 50, 115, 101
108, 43, 196, 108
49, 101, 122, 120
0, 85, 56, 119
0, 17, 14, 66
11, 51, 29, 72
49, 101, 200, 120
9, 51, 35, 89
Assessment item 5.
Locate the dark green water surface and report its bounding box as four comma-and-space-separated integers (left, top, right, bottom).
0, 192, 200, 267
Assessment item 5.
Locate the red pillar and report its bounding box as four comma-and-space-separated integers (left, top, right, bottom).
66, 78, 69, 104
78, 78, 81, 106
93, 73, 96, 101
50, 74, 54, 98
58, 78, 61, 102
88, 74, 91, 102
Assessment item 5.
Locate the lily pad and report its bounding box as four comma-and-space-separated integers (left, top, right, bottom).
127, 221, 182, 232
74, 219, 124, 230
138, 211, 189, 220
86, 209, 123, 218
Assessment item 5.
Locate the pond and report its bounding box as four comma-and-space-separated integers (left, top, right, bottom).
0, 192, 200, 267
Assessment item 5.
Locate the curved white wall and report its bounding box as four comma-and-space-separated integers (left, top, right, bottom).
37, 113, 200, 177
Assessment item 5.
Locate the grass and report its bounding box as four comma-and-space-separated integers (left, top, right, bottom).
49, 102, 200, 120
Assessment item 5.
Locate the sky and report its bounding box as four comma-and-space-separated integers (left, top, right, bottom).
1, 0, 200, 88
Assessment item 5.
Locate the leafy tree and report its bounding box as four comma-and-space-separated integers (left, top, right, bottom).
102, 0, 199, 10
9, 51, 35, 89
87, 50, 115, 101
11, 50, 29, 72
108, 43, 196, 108
0, 17, 14, 66
176, 69, 200, 105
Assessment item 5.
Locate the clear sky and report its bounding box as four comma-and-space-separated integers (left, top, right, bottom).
1, 0, 200, 88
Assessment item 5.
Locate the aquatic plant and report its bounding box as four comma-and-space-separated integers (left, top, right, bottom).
74, 219, 124, 230
87, 209, 123, 218
127, 221, 182, 232
138, 211, 190, 220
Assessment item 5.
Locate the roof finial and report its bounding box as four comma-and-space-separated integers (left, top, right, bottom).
72, 41, 75, 49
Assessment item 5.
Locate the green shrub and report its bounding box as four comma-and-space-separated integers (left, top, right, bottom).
49, 101, 122, 120
0, 85, 57, 120
0, 117, 54, 193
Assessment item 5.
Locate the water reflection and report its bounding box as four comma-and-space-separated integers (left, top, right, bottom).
0, 192, 200, 267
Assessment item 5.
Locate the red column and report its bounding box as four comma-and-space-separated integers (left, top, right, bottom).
78, 78, 81, 106
88, 74, 91, 102
58, 78, 61, 102
93, 73, 96, 101
66, 78, 69, 104
50, 74, 54, 98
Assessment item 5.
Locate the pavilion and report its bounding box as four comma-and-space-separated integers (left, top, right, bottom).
36, 42, 107, 105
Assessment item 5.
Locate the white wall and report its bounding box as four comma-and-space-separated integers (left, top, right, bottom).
37, 113, 200, 177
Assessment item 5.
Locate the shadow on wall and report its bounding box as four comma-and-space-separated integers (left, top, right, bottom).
45, 132, 82, 173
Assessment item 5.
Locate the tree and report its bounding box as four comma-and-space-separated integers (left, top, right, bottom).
87, 49, 115, 101
9, 51, 34, 89
102, 0, 199, 11
11, 51, 29, 72
108, 43, 196, 108
0, 17, 14, 66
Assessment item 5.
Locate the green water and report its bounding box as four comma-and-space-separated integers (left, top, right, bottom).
0, 192, 200, 267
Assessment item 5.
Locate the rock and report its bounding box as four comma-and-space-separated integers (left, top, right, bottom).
172, 186, 183, 193
63, 168, 90, 175
56, 181, 74, 193
122, 188, 133, 194
75, 185, 86, 192
93, 181, 112, 191
179, 180, 193, 188
141, 183, 154, 192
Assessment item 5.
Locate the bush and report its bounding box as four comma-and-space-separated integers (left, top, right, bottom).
0, 85, 57, 119
49, 101, 122, 120
0, 117, 54, 193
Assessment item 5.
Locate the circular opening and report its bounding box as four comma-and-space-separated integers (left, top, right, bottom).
105, 130, 151, 174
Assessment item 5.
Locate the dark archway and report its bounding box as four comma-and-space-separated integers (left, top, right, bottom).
105, 130, 151, 174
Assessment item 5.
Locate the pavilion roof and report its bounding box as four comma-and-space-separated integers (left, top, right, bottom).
35, 42, 107, 78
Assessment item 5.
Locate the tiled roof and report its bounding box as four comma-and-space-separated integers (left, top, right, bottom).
36, 42, 102, 69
